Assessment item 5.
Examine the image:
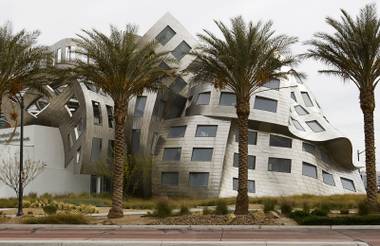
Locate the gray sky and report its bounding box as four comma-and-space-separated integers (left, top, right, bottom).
1, 0, 379, 168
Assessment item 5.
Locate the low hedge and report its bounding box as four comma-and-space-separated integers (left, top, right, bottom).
299, 215, 380, 225
23, 213, 89, 224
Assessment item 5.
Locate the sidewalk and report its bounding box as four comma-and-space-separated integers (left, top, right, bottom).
0, 224, 378, 245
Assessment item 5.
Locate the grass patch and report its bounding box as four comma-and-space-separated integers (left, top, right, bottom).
22, 213, 89, 224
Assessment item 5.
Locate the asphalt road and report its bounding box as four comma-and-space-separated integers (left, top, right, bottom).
0, 227, 378, 245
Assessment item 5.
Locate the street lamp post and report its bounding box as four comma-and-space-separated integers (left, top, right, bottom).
16, 94, 24, 217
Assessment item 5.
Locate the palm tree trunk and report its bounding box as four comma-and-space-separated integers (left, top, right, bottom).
108, 100, 127, 218
234, 97, 250, 215
360, 89, 378, 211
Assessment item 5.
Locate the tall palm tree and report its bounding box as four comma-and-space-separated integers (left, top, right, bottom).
73, 25, 176, 218
188, 16, 298, 215
305, 4, 380, 211
0, 23, 53, 124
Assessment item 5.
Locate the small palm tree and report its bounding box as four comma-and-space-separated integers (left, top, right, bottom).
188, 16, 298, 215
73, 25, 176, 218
305, 4, 380, 211
0, 23, 53, 122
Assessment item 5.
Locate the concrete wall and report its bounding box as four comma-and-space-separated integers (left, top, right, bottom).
0, 125, 90, 198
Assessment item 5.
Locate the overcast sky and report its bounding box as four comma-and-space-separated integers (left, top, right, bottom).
0, 0, 379, 168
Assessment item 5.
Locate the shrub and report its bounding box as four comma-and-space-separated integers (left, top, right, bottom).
340, 209, 350, 215
215, 200, 228, 215
23, 200, 31, 208
302, 202, 310, 214
280, 202, 293, 215
153, 200, 172, 218
299, 214, 380, 225
289, 210, 310, 219
311, 209, 328, 217
319, 203, 332, 213
42, 204, 58, 215
358, 201, 369, 215
23, 213, 88, 224
0, 198, 17, 208
263, 199, 276, 213
203, 207, 213, 215
178, 205, 190, 216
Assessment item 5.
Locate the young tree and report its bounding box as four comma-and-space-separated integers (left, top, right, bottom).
188, 16, 298, 215
73, 25, 176, 218
0, 156, 46, 197
305, 4, 380, 210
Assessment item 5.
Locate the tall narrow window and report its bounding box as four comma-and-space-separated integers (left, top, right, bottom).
301, 92, 314, 107
92, 101, 102, 125
254, 96, 278, 112
134, 96, 147, 117
65, 46, 71, 61
171, 41, 191, 60
196, 92, 210, 105
195, 125, 217, 137
131, 129, 141, 153
189, 172, 209, 187
106, 105, 114, 128
191, 148, 213, 162
306, 120, 325, 132
107, 140, 114, 163
163, 148, 181, 161
219, 92, 236, 106
56, 48, 62, 63
302, 162, 318, 178
268, 157, 291, 173
156, 26, 176, 46
290, 92, 297, 102
168, 126, 186, 138
90, 138, 102, 161
269, 134, 292, 148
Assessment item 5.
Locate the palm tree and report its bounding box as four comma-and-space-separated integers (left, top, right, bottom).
73, 25, 176, 218
305, 4, 380, 211
0, 22, 53, 124
188, 16, 298, 215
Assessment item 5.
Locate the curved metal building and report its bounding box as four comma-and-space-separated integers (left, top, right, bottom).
0, 13, 365, 197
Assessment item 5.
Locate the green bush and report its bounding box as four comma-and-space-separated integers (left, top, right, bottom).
203, 207, 213, 215
289, 210, 310, 219
263, 199, 276, 213
0, 198, 17, 208
302, 202, 311, 214
358, 201, 369, 215
153, 200, 172, 218
23, 213, 88, 224
280, 202, 293, 214
215, 200, 228, 215
178, 205, 190, 216
42, 204, 58, 215
311, 209, 328, 217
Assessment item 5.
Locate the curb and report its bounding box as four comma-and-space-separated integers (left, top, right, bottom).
0, 240, 369, 246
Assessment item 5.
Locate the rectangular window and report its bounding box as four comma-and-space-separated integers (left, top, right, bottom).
65, 46, 71, 61
290, 92, 297, 102
168, 126, 186, 138
254, 96, 278, 113
269, 134, 292, 148
302, 162, 318, 178
268, 157, 291, 173
156, 25, 176, 46
195, 125, 217, 137
171, 41, 191, 61
134, 96, 147, 117
302, 142, 316, 155
90, 138, 102, 161
219, 92, 236, 106
92, 101, 102, 125
56, 48, 62, 63
106, 105, 114, 128
263, 79, 280, 90
169, 77, 187, 93
189, 172, 209, 187
163, 147, 181, 161
294, 105, 309, 115
107, 140, 114, 160
232, 178, 255, 193
131, 129, 141, 153
235, 130, 257, 145
76, 147, 81, 164
196, 92, 210, 105
161, 172, 179, 186
306, 120, 325, 133
291, 118, 305, 131
322, 171, 335, 186
301, 92, 314, 107
191, 148, 213, 162
233, 153, 255, 169
341, 177, 356, 192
